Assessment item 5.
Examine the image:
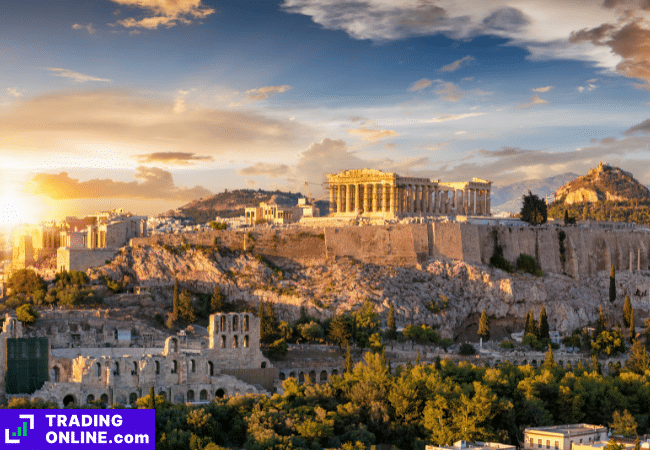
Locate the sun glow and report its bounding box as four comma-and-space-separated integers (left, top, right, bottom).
0, 187, 43, 228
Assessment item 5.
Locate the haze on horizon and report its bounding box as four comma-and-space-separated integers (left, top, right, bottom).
4, 0, 650, 226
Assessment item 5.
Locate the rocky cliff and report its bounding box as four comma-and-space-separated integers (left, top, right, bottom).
88, 243, 650, 340
554, 162, 650, 205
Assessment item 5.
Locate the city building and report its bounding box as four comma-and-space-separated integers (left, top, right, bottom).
326, 169, 492, 218
426, 441, 516, 450
244, 202, 303, 225
523, 424, 608, 450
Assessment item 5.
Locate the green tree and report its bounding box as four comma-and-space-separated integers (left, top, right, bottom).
610, 265, 616, 303
329, 314, 353, 348
604, 440, 626, 450
16, 304, 38, 324
525, 310, 538, 336
543, 344, 556, 369
478, 310, 490, 341
610, 410, 638, 438
7, 269, 47, 296
459, 343, 476, 355
520, 191, 547, 225
629, 308, 635, 343
623, 294, 633, 328
267, 338, 288, 360
150, 386, 155, 409
387, 303, 397, 345
173, 278, 180, 320
210, 284, 224, 313
259, 302, 279, 344
345, 344, 353, 374
298, 321, 324, 342
625, 339, 649, 375
592, 330, 625, 356
178, 291, 195, 323
538, 306, 550, 340
596, 307, 607, 337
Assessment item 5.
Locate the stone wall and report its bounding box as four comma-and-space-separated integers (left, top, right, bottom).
57, 248, 118, 272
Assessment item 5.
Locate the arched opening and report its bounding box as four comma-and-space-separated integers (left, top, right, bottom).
114, 362, 120, 376
129, 393, 138, 404
289, 372, 296, 379
208, 361, 214, 376
199, 389, 208, 401
51, 366, 61, 383
309, 370, 316, 383
187, 390, 195, 402
298, 372, 304, 383
279, 372, 286, 381
170, 338, 179, 353
261, 361, 267, 368
63, 395, 76, 407
132, 361, 138, 375
100, 393, 109, 404
244, 335, 249, 348
320, 370, 328, 383
96, 363, 101, 377
331, 369, 338, 376
220, 336, 226, 348
233, 335, 238, 348
216, 388, 225, 398
191, 359, 196, 373
155, 361, 160, 375
220, 316, 226, 331
233, 315, 239, 332
246, 388, 254, 394
171, 360, 178, 374
159, 391, 167, 401
243, 315, 249, 332
86, 394, 95, 404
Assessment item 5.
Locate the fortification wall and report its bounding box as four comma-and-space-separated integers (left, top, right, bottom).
57, 248, 118, 272
324, 225, 418, 266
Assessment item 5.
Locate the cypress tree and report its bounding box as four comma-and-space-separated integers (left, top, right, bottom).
478, 310, 490, 341
610, 265, 616, 303
543, 344, 556, 369
524, 311, 532, 335
623, 295, 632, 328
538, 306, 549, 340
149, 386, 155, 409
629, 308, 635, 343
596, 307, 607, 337
387, 303, 397, 344
345, 345, 352, 374
173, 278, 180, 320
211, 283, 224, 313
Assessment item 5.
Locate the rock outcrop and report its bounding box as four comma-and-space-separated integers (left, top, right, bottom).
88, 243, 650, 339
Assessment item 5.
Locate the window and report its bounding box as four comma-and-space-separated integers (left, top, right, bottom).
538, 439, 542, 448
155, 361, 160, 375
208, 361, 214, 376
221, 316, 226, 331
171, 360, 178, 374
220, 336, 226, 348
96, 363, 101, 377
191, 359, 196, 373
244, 335, 249, 348
233, 315, 239, 332
233, 335, 238, 348
132, 361, 138, 376
114, 362, 120, 376
530, 439, 534, 445
243, 315, 249, 332
546, 440, 550, 449
555, 442, 559, 449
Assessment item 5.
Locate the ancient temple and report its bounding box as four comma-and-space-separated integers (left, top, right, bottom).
326, 169, 491, 218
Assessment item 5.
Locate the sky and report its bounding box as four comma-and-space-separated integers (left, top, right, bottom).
4, 0, 650, 224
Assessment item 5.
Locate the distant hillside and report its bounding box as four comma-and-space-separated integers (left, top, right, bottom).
491, 172, 578, 214
170, 189, 328, 223
548, 163, 650, 224
554, 162, 650, 204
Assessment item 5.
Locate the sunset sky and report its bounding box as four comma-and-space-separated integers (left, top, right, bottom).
4, 0, 650, 224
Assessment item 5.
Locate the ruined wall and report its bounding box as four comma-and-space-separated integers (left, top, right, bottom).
324, 225, 418, 266
57, 248, 118, 272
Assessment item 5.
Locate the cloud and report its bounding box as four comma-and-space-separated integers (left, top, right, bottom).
515, 95, 548, 109
238, 163, 292, 178
281, 1, 625, 72
72, 23, 96, 34
6, 88, 22, 98
347, 126, 399, 141
428, 80, 492, 102
245, 179, 258, 187
135, 152, 213, 165
624, 118, 650, 135
477, 146, 529, 157
0, 90, 314, 156
110, 0, 215, 30
27, 166, 212, 200
462, 77, 474, 81
455, 131, 467, 135
577, 83, 597, 92
439, 55, 474, 72
45, 68, 112, 83
532, 85, 553, 92
230, 85, 292, 106
426, 112, 486, 123
408, 78, 434, 92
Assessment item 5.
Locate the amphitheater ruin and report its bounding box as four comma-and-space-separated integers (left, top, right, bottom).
0, 312, 274, 407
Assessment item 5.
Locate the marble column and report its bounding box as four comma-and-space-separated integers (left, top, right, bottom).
486, 190, 491, 215
372, 183, 379, 212
390, 185, 396, 215
363, 183, 370, 212
336, 186, 343, 213
354, 184, 360, 213
381, 184, 388, 212
472, 189, 477, 215
329, 186, 335, 215
345, 185, 352, 213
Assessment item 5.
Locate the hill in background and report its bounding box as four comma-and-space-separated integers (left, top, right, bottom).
491, 172, 578, 214
170, 189, 328, 223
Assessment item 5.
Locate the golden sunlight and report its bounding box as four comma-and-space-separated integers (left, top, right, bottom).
0, 187, 43, 227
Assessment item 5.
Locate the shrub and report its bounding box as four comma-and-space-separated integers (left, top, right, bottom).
153, 312, 165, 326
267, 338, 288, 360
459, 343, 476, 355
16, 304, 39, 324
499, 340, 515, 350
516, 254, 543, 276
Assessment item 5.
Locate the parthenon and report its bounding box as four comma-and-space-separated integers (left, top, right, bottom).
326, 169, 491, 218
